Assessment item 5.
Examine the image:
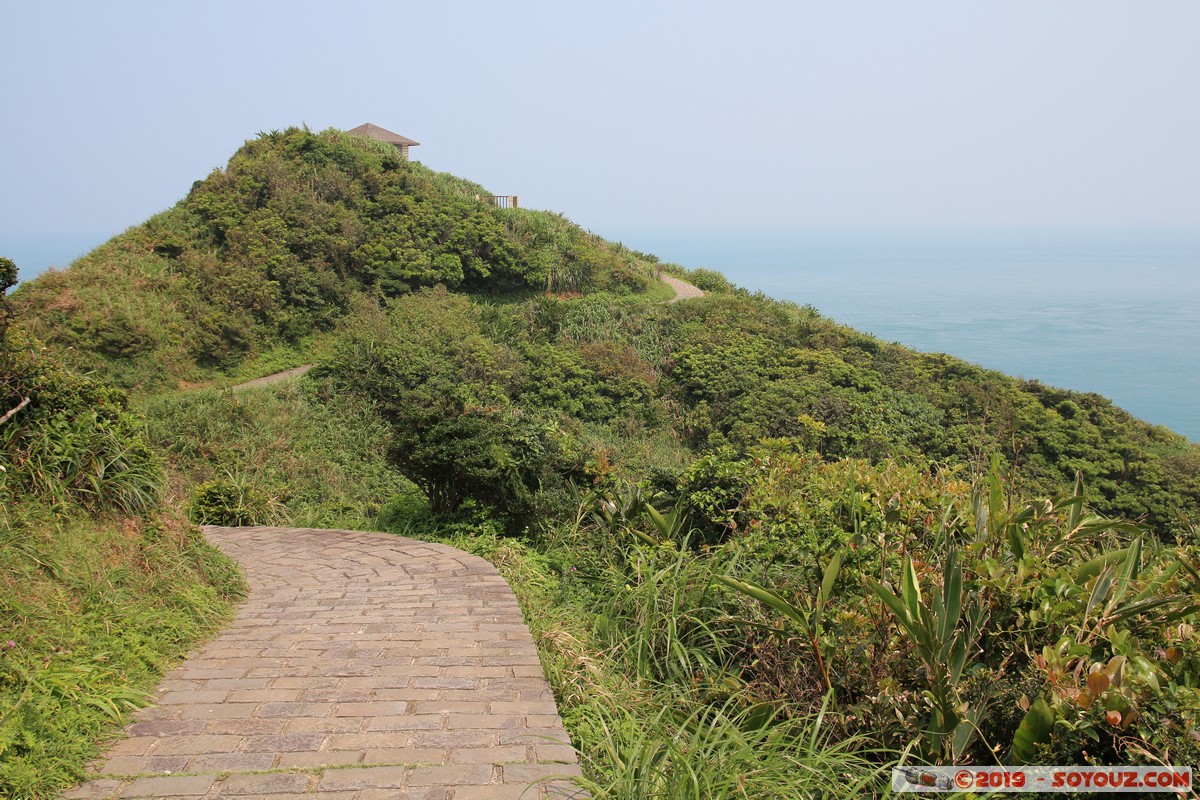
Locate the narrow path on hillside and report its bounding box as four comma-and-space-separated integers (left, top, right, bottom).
66, 527, 585, 800
230, 365, 315, 391
660, 274, 705, 303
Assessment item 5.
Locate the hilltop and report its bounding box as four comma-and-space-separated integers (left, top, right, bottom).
12, 127, 663, 392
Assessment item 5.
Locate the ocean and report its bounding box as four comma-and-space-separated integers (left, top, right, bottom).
613, 229, 1200, 442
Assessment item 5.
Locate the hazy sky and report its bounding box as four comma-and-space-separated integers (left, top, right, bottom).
2, 1, 1198, 273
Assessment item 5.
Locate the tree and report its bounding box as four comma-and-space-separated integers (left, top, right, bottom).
324, 287, 560, 517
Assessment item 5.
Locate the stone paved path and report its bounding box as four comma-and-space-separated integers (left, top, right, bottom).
66, 527, 585, 800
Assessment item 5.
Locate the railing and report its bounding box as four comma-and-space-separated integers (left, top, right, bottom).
476, 194, 519, 209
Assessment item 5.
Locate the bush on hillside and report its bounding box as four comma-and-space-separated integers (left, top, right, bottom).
585, 449, 1200, 770
0, 256, 16, 340
322, 288, 579, 521
187, 475, 271, 526
2, 310, 162, 517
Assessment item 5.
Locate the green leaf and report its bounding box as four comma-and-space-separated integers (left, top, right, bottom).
1011, 697, 1055, 765
642, 504, 669, 535
818, 551, 843, 605
943, 550, 963, 640
1084, 567, 1114, 622
902, 559, 921, 621
948, 637, 969, 683
951, 718, 977, 762
716, 575, 810, 634
1107, 596, 1182, 626
988, 454, 1006, 539
1077, 549, 1129, 582
1120, 536, 1143, 583
865, 577, 910, 630
1066, 471, 1085, 533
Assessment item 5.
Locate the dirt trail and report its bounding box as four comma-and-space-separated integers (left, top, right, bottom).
660, 274, 705, 303
230, 365, 315, 391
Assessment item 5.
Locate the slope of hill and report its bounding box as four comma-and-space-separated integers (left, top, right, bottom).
0, 309, 243, 798
11, 127, 661, 392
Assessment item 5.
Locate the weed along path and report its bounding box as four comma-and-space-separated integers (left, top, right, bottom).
66, 526, 585, 800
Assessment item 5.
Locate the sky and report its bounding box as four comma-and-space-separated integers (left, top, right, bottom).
2, 1, 1199, 275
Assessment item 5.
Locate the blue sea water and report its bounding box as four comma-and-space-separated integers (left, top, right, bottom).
613, 229, 1200, 442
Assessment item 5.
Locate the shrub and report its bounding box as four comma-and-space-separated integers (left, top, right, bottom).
187, 474, 270, 525
323, 288, 577, 520
1, 328, 163, 516
684, 267, 734, 293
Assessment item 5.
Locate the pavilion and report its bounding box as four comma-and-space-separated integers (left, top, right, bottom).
345, 123, 420, 159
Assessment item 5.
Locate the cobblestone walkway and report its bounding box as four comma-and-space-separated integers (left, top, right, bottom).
66, 527, 585, 800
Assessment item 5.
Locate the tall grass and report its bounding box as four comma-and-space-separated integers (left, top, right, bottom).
591, 538, 736, 687
14, 411, 163, 515
0, 507, 244, 798
576, 695, 889, 800
141, 379, 410, 529
407, 508, 895, 800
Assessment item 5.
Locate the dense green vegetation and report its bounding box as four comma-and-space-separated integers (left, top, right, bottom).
5, 126, 1200, 797
0, 267, 244, 799
11, 127, 659, 393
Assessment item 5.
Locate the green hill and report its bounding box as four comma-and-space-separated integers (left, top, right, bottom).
4, 126, 1200, 796
11, 127, 661, 392
12, 129, 1200, 530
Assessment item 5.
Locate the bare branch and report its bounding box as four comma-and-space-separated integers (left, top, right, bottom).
0, 396, 31, 426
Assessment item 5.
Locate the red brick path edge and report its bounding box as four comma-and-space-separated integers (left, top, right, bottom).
65, 526, 587, 800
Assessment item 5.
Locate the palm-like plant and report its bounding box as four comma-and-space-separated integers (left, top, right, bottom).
865, 549, 987, 762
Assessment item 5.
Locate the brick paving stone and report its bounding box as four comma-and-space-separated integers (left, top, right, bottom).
448, 745, 528, 764
202, 717, 286, 735
62, 778, 124, 799
99, 754, 189, 774
180, 702, 257, 719
317, 764, 410, 791
121, 719, 208, 738
103, 736, 157, 756
282, 716, 364, 734
406, 765, 494, 786
274, 749, 364, 769
215, 771, 311, 795
359, 791, 450, 800
363, 746, 445, 764
119, 774, 216, 797
184, 751, 277, 772
502, 762, 585, 784
64, 526, 585, 798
